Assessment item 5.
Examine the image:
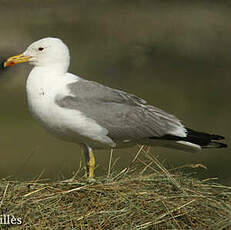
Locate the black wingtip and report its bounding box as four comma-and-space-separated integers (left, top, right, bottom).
202, 141, 228, 149
217, 142, 228, 148
186, 128, 225, 141
210, 134, 225, 140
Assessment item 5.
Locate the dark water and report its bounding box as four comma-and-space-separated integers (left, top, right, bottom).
0, 1, 230, 184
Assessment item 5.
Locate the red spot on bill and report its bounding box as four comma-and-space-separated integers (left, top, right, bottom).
7, 61, 16, 67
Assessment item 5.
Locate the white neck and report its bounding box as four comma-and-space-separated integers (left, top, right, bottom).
31, 62, 69, 76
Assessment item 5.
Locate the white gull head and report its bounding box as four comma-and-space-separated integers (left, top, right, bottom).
23, 37, 70, 71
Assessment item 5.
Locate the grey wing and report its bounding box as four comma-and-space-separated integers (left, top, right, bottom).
56, 79, 186, 140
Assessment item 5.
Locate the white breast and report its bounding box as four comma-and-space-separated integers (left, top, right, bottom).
26, 67, 114, 148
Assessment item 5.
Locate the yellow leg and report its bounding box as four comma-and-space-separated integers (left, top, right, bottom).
81, 144, 96, 179
88, 149, 95, 178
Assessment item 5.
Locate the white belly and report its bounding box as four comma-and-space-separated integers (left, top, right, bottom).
27, 83, 68, 138
26, 68, 114, 148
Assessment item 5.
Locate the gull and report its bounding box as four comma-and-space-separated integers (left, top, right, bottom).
4, 37, 227, 179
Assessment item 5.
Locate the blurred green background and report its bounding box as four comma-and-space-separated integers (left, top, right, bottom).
0, 0, 230, 184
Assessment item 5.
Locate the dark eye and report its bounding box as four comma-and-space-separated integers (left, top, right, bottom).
38, 47, 44, 51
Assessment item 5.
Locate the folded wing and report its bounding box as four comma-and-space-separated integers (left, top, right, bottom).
55, 78, 186, 141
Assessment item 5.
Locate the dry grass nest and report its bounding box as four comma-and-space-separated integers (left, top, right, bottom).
0, 146, 230, 229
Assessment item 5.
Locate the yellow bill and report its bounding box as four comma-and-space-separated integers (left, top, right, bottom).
4, 54, 31, 68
